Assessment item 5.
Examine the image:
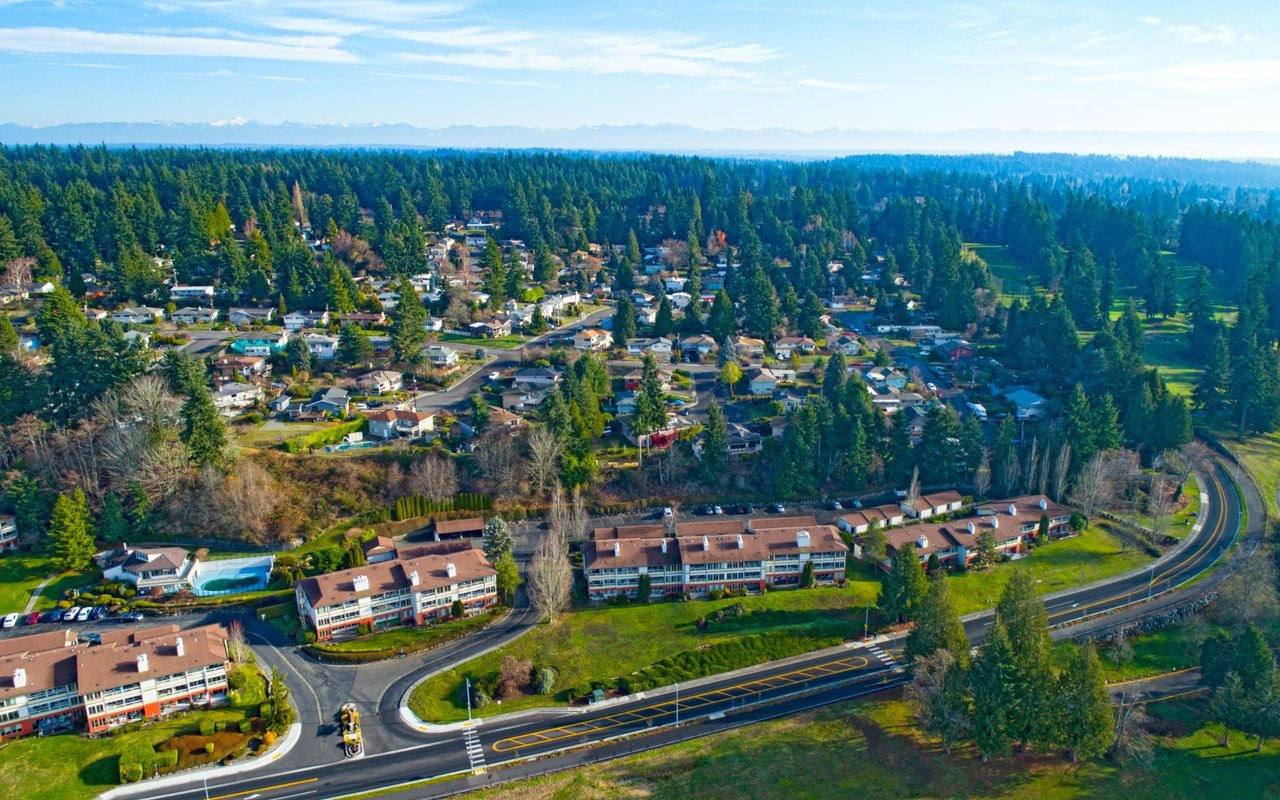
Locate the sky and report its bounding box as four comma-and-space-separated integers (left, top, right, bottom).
2, 0, 1280, 137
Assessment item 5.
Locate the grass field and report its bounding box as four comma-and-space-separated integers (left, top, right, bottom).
946, 525, 1155, 617
1205, 423, 1280, 518
439, 333, 527, 349
408, 583, 880, 723
309, 611, 499, 654
456, 695, 1280, 800
0, 554, 92, 613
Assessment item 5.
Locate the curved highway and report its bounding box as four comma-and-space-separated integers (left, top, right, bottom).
145, 458, 1250, 800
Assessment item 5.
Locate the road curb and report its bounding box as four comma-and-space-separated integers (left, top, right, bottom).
96, 722, 303, 800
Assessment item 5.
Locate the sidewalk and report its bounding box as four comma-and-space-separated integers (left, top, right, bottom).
22, 574, 56, 614
97, 722, 302, 800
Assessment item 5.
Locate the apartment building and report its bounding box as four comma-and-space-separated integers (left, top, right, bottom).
294, 548, 498, 641
0, 513, 17, 550
583, 522, 848, 601
0, 624, 230, 739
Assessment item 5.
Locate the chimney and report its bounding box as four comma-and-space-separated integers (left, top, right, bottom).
613, 542, 621, 557
736, 534, 744, 549
660, 539, 668, 554
991, 516, 1000, 529
137, 653, 149, 674
174, 637, 184, 658
967, 522, 976, 535
12, 668, 27, 689
796, 530, 811, 549
1038, 497, 1048, 510
352, 574, 370, 592
916, 533, 929, 549
701, 536, 710, 551
1007, 504, 1017, 517
445, 562, 457, 579
409, 570, 420, 587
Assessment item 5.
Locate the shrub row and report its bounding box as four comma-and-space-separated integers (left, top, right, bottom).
280, 419, 368, 453
393, 493, 492, 520
572, 631, 844, 700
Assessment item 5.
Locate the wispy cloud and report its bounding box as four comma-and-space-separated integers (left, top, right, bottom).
383, 26, 538, 48
797, 77, 876, 92
1065, 60, 1280, 91
0, 26, 358, 62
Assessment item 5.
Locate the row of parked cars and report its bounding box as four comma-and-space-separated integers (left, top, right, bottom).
693, 502, 788, 516
1, 607, 145, 629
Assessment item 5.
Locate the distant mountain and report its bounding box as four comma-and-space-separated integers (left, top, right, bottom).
1, 120, 1278, 160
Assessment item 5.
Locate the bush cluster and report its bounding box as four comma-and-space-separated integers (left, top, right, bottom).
393, 493, 492, 520
280, 419, 368, 453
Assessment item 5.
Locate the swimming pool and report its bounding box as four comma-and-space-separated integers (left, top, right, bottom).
190, 555, 275, 596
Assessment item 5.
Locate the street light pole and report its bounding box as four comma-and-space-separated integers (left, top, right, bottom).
466, 677, 472, 722
674, 682, 679, 725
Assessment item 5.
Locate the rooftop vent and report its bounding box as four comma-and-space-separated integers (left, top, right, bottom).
174, 637, 184, 658
736, 534, 745, 549
12, 668, 27, 689
409, 570, 420, 587
352, 574, 370, 592
1007, 504, 1017, 517
916, 533, 929, 549
967, 522, 976, 535
137, 653, 149, 674
660, 539, 668, 554
613, 542, 622, 557
991, 516, 1000, 529
796, 530, 811, 549
702, 536, 710, 551
1038, 497, 1048, 510
445, 562, 457, 579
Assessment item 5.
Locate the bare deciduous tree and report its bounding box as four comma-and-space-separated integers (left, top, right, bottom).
907, 466, 920, 505
1216, 554, 1280, 632
1110, 690, 1155, 768
974, 449, 992, 499
226, 619, 250, 666
1, 256, 34, 291
474, 430, 522, 501
1071, 453, 1115, 519
405, 454, 458, 501
497, 655, 533, 698
527, 530, 572, 624
569, 486, 590, 545
1051, 442, 1073, 502
523, 427, 562, 499
1147, 474, 1173, 541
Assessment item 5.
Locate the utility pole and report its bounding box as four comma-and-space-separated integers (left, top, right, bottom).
863, 603, 871, 640
466, 677, 472, 722
674, 682, 679, 725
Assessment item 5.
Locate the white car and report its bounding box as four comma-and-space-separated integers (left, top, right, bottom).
488, 371, 501, 381
77, 607, 93, 622
927, 382, 938, 393
65, 606, 81, 622
1, 613, 18, 629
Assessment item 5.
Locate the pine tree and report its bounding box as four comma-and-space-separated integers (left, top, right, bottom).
701, 400, 729, 483
284, 335, 311, 375
0, 312, 18, 351
969, 620, 1015, 761
1063, 384, 1096, 464
48, 489, 94, 571
743, 264, 779, 339
483, 516, 514, 562
181, 385, 227, 468
337, 324, 374, 366
994, 569, 1055, 750
886, 545, 929, 622
654, 296, 674, 337
389, 277, 427, 365
906, 578, 970, 665
1194, 328, 1230, 416
631, 354, 669, 460
1053, 644, 1115, 762
1090, 393, 1122, 452
482, 237, 506, 304
708, 290, 735, 342
98, 493, 128, 542
612, 295, 637, 343
470, 391, 490, 431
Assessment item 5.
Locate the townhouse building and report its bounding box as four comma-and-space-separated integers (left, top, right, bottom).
294, 548, 497, 641
0, 624, 230, 739
583, 521, 847, 601
0, 513, 17, 551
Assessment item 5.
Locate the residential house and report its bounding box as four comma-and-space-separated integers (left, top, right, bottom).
169, 285, 215, 300
1005, 388, 1048, 420
900, 490, 967, 520
283, 310, 331, 331
99, 544, 196, 594
211, 382, 263, 415
301, 386, 350, 416
230, 332, 288, 357
214, 355, 270, 383
170, 307, 219, 326
502, 387, 547, 411
423, 316, 444, 332
695, 423, 763, 460
0, 514, 17, 551
358, 370, 404, 394
468, 318, 512, 339
680, 334, 718, 360
625, 336, 674, 357
573, 328, 613, 351
830, 333, 861, 356
305, 333, 338, 360
227, 307, 276, 327
512, 367, 560, 388
109, 307, 163, 325
82, 307, 109, 322
836, 504, 907, 535
730, 335, 765, 359
365, 408, 434, 440
340, 312, 386, 327
426, 344, 459, 367
433, 518, 486, 540
749, 367, 791, 395
122, 330, 151, 348
294, 549, 497, 642
623, 368, 671, 392
936, 339, 976, 364
488, 406, 526, 429
772, 336, 816, 359
864, 367, 907, 390
613, 391, 638, 416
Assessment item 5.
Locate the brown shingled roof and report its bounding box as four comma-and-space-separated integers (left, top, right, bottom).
434, 517, 485, 535
74, 624, 229, 696
296, 548, 496, 609
583, 538, 681, 571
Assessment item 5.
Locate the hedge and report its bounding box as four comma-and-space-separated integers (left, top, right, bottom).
118, 763, 143, 784
154, 749, 179, 769
304, 608, 505, 664
280, 419, 368, 453
581, 631, 844, 698
393, 493, 492, 521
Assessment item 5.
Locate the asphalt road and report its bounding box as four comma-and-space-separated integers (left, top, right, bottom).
149, 457, 1247, 800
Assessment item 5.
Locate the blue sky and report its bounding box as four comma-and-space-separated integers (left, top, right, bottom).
1, 0, 1278, 133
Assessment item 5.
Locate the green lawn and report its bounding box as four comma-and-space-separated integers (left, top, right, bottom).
946, 525, 1155, 617
438, 333, 527, 349
1111, 474, 1201, 539
0, 666, 265, 800
1062, 624, 1204, 684
1207, 424, 1280, 519
0, 554, 92, 613
408, 583, 880, 723
310, 611, 501, 655
457, 695, 1280, 800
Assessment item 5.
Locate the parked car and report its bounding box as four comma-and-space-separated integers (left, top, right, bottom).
841, 498, 863, 510
88, 607, 105, 621
112, 611, 144, 623
354, 403, 369, 411
47, 609, 63, 623
488, 371, 501, 381
825, 499, 843, 511
76, 607, 93, 622
713, 505, 724, 515
696, 504, 717, 516
78, 632, 101, 646
23, 612, 40, 626
769, 503, 785, 514
662, 506, 674, 520
731, 503, 754, 515
2, 613, 18, 629
64, 606, 81, 621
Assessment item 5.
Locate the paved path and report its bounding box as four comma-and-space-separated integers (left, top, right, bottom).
22, 574, 55, 614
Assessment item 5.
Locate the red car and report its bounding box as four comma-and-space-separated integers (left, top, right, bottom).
22, 612, 40, 626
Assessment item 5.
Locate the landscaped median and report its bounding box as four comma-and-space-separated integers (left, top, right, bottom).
304, 607, 508, 664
